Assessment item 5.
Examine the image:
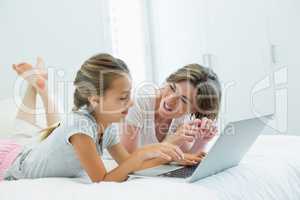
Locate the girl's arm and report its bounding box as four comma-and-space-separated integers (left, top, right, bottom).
71, 133, 184, 183
71, 134, 128, 182
109, 143, 204, 171
140, 153, 205, 169
109, 143, 168, 169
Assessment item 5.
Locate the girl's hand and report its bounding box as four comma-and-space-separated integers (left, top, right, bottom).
193, 118, 218, 142
175, 152, 206, 166
127, 143, 185, 172
133, 143, 185, 162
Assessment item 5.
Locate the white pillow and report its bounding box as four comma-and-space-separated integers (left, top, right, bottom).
0, 98, 18, 138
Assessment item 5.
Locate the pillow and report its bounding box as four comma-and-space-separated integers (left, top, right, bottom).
0, 98, 17, 138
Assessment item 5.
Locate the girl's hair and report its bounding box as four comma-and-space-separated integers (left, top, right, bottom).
39, 122, 61, 141
39, 53, 129, 141
73, 53, 129, 110
166, 64, 221, 120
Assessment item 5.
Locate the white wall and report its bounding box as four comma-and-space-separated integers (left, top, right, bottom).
148, 0, 207, 84
147, 0, 300, 135
0, 0, 111, 108
1, 0, 299, 135
148, 0, 274, 124
267, 0, 300, 135
108, 0, 151, 85
0, 0, 113, 132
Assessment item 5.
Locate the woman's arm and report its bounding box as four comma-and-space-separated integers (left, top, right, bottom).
163, 123, 198, 152
189, 139, 209, 154
120, 124, 140, 153
108, 143, 130, 164
71, 134, 184, 183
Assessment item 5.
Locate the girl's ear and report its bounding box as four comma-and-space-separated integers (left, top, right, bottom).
88, 96, 100, 110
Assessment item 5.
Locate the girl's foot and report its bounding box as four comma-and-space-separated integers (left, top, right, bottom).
12, 57, 48, 91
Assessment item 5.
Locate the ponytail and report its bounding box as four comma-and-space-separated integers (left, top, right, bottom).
39, 122, 60, 141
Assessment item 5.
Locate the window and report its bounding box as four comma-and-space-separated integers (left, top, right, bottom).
108, 0, 153, 86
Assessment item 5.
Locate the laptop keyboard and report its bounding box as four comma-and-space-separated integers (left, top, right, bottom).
159, 165, 198, 178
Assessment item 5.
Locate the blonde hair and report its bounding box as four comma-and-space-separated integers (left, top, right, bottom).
39, 53, 129, 141
166, 64, 221, 120
73, 53, 129, 110
39, 122, 60, 141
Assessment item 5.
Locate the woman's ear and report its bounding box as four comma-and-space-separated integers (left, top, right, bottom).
88, 96, 100, 110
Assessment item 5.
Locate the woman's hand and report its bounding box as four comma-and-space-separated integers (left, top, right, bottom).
164, 123, 200, 146
193, 118, 218, 142
163, 118, 218, 153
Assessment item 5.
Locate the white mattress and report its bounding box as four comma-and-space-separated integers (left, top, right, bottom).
0, 135, 299, 200
196, 135, 300, 200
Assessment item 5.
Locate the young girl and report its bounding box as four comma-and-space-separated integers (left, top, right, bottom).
0, 54, 200, 183
0, 57, 61, 180
120, 64, 222, 154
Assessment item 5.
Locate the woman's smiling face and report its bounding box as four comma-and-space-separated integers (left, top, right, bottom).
157, 81, 197, 119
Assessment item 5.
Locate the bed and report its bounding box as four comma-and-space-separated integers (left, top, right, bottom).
0, 135, 299, 200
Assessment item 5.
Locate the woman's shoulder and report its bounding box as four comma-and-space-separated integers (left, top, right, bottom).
132, 86, 157, 112
125, 86, 157, 127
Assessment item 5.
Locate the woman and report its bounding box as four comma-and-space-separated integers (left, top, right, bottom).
121, 64, 222, 155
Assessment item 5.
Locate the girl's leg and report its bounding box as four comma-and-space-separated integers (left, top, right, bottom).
36, 87, 60, 127
15, 85, 38, 127
13, 57, 60, 128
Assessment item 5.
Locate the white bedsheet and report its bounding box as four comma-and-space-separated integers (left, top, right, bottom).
196, 135, 300, 200
0, 135, 299, 200
0, 176, 217, 200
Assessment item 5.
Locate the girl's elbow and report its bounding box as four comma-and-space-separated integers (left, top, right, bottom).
94, 176, 126, 183
126, 145, 137, 154
89, 174, 106, 183
91, 177, 104, 183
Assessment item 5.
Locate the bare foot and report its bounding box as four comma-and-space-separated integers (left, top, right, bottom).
12, 57, 48, 91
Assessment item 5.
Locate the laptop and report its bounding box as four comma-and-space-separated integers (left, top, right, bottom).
130, 116, 268, 183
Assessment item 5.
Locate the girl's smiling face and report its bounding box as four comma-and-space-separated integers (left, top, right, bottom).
89, 74, 133, 127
